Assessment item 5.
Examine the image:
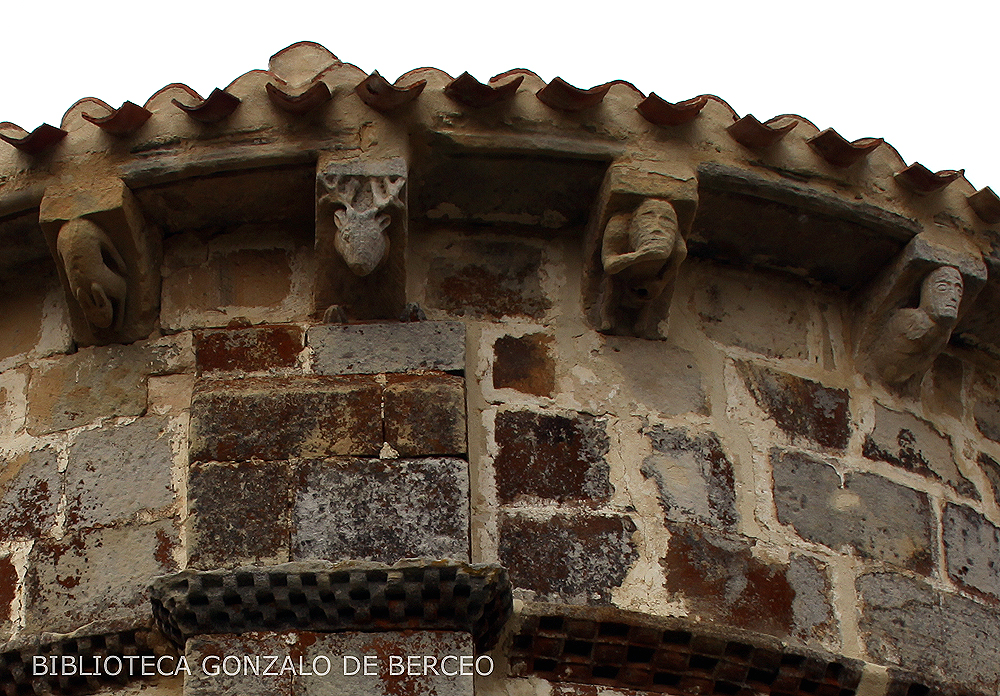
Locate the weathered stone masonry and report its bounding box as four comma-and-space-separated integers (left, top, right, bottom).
2, 41, 1000, 696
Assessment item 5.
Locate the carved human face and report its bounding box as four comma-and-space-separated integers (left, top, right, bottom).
629, 199, 677, 250
921, 266, 963, 321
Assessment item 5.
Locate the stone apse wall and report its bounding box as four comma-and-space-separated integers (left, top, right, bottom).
2, 42, 1000, 696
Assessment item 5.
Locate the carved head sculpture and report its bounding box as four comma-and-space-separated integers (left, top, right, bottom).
628, 198, 678, 254
920, 265, 963, 322
327, 175, 405, 277
56, 218, 128, 330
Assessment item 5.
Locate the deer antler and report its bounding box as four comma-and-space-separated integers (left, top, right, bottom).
370, 176, 405, 210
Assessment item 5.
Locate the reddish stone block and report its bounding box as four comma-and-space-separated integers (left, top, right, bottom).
187, 460, 293, 569
384, 373, 467, 456
737, 362, 850, 451
0, 447, 59, 544
493, 333, 556, 397
499, 511, 636, 603
662, 524, 836, 644
495, 410, 611, 504
195, 324, 303, 373
190, 376, 382, 462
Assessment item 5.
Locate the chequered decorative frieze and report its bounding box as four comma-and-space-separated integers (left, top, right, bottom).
0, 626, 170, 696
511, 605, 864, 696
151, 559, 512, 651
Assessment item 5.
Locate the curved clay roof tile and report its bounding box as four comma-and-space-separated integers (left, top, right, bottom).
171, 88, 241, 124
0, 122, 67, 155
444, 72, 524, 108
727, 114, 797, 149
355, 71, 426, 112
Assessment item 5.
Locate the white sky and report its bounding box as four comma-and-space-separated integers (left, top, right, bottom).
2, 0, 997, 190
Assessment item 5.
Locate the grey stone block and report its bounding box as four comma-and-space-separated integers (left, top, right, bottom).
293, 458, 469, 563
65, 416, 175, 531
642, 426, 737, 530
943, 502, 1000, 600
185, 633, 292, 696
25, 520, 179, 634
858, 572, 1000, 693
772, 450, 933, 573
308, 321, 465, 375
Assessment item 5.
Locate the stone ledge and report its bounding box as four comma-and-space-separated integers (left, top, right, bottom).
151, 560, 512, 652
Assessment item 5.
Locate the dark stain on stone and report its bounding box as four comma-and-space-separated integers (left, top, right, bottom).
0, 555, 16, 625
495, 410, 611, 504
737, 361, 850, 450
499, 512, 636, 603
979, 453, 1000, 509
195, 324, 303, 373
493, 333, 556, 397
0, 448, 59, 545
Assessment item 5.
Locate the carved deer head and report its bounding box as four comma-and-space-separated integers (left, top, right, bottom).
326, 174, 405, 276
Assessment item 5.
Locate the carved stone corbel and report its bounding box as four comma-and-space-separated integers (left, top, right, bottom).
39, 177, 161, 346
854, 232, 987, 394
315, 157, 408, 321
582, 160, 698, 339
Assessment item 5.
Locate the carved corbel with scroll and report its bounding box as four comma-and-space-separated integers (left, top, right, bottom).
583, 161, 697, 339
315, 157, 408, 321
39, 177, 161, 346
854, 232, 986, 394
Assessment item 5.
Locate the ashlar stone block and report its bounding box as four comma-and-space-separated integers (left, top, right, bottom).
772, 450, 933, 573
943, 502, 1000, 600
293, 457, 469, 563
641, 426, 737, 530
25, 519, 179, 634
65, 416, 175, 531
187, 460, 293, 569
189, 376, 382, 462
493, 332, 556, 397
308, 321, 465, 375
738, 362, 850, 451
863, 404, 977, 498
662, 524, 837, 645
27, 343, 151, 434
384, 373, 466, 457
499, 511, 636, 603
494, 409, 611, 504
858, 572, 1000, 693
0, 447, 59, 543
